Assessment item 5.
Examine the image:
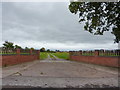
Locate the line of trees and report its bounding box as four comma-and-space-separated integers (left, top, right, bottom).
1, 41, 61, 53
2, 41, 22, 49
1, 41, 34, 50
40, 47, 60, 53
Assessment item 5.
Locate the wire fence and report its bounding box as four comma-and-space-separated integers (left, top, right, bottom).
20, 49, 30, 55
0, 48, 16, 55
82, 50, 94, 56
70, 49, 120, 57
32, 50, 38, 55
0, 48, 39, 55
99, 50, 119, 56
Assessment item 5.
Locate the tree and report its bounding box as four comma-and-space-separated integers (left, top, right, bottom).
30, 47, 34, 50
47, 49, 50, 52
14, 45, 22, 49
55, 50, 60, 52
25, 47, 29, 50
40, 47, 45, 52
3, 41, 14, 49
69, 2, 120, 43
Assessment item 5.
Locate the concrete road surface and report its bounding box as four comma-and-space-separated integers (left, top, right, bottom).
2, 54, 119, 88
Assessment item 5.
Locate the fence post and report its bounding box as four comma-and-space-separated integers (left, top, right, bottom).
94, 50, 99, 56
37, 50, 40, 59
16, 49, 20, 55
116, 50, 120, 56
69, 51, 72, 56
69, 51, 72, 59
30, 49, 32, 55
79, 50, 82, 56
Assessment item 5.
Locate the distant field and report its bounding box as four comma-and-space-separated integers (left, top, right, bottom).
49, 54, 55, 59
0, 53, 30, 55
52, 52, 69, 60
0, 53, 16, 55
40, 52, 48, 60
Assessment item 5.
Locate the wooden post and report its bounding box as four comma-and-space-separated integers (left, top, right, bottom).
16, 49, 20, 55
94, 50, 99, 56
116, 50, 120, 56
69, 51, 73, 59
37, 50, 40, 59
101, 50, 104, 56
30, 49, 32, 55
79, 50, 82, 56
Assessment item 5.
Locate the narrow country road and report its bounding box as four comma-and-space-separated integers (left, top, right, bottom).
2, 54, 118, 88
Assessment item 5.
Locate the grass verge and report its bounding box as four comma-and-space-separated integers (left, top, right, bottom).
52, 52, 69, 60
40, 52, 48, 60
49, 54, 56, 59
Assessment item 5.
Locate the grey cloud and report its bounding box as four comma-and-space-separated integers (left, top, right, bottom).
2, 2, 118, 49
0, 2, 2, 43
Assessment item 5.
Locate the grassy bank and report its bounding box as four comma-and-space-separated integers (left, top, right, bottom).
40, 52, 48, 60
52, 52, 69, 60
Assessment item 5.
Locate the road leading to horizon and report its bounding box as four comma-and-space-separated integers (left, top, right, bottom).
2, 54, 118, 88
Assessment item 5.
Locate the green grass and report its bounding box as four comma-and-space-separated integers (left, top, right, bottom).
0, 53, 16, 55
82, 53, 94, 56
49, 54, 54, 58
0, 53, 30, 55
52, 52, 69, 60
40, 52, 48, 60
49, 54, 56, 59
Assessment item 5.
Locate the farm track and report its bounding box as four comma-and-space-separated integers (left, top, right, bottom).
2, 54, 119, 88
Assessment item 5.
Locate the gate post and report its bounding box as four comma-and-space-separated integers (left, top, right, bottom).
79, 50, 82, 56
69, 51, 74, 59
30, 49, 32, 55
37, 50, 40, 59
16, 49, 20, 55
94, 50, 99, 56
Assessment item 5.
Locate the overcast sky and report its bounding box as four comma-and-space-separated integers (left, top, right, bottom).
1, 2, 118, 51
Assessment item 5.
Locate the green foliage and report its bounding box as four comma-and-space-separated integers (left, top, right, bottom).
40, 47, 46, 52
69, 2, 120, 43
15, 45, 22, 49
3, 41, 22, 49
30, 47, 34, 50
55, 50, 60, 52
3, 41, 14, 49
25, 47, 29, 50
47, 49, 50, 52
